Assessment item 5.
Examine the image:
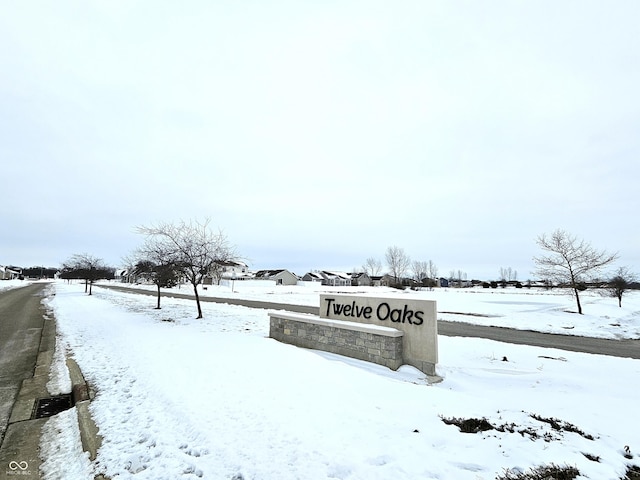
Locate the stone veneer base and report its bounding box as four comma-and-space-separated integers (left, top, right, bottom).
269, 311, 404, 370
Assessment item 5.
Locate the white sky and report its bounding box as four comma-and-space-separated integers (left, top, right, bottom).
1, 1, 638, 280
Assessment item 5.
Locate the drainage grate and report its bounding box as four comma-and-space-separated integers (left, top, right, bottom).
33, 394, 74, 419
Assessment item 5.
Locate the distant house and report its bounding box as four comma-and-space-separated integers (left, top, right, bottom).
420, 277, 440, 288
302, 271, 351, 286
318, 271, 352, 287
302, 271, 324, 283
0, 266, 22, 280
254, 269, 298, 286
116, 269, 133, 283
370, 275, 393, 287
450, 279, 472, 288
203, 260, 250, 285
351, 272, 371, 287
218, 261, 250, 279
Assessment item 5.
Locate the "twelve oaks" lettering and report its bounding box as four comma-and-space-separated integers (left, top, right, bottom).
323, 298, 424, 326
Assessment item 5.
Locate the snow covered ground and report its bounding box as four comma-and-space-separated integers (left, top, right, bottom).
120, 280, 640, 340
18, 280, 640, 478
0, 279, 27, 292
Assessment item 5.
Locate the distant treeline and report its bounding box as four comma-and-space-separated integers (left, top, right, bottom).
22, 266, 59, 278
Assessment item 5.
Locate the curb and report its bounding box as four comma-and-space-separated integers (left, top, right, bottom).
66, 356, 106, 480
66, 357, 100, 456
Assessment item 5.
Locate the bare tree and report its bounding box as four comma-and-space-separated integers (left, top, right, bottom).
498, 267, 507, 287
362, 257, 382, 276
426, 260, 439, 282
533, 229, 618, 314
499, 267, 517, 283
385, 246, 411, 285
60, 253, 113, 295
136, 219, 237, 318
131, 237, 182, 310
498, 267, 517, 287
412, 260, 427, 284
412, 260, 429, 285
607, 266, 636, 308
448, 269, 467, 287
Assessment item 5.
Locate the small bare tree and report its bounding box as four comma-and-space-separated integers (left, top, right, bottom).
427, 260, 439, 283
60, 253, 113, 295
131, 238, 182, 310
362, 257, 382, 277
533, 229, 617, 314
136, 219, 237, 318
608, 266, 636, 308
499, 267, 517, 282
449, 269, 467, 287
385, 246, 411, 285
412, 260, 429, 286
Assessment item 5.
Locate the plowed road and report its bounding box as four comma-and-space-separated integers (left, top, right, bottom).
0, 283, 49, 444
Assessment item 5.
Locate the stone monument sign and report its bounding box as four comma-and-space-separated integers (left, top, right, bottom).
319, 293, 438, 375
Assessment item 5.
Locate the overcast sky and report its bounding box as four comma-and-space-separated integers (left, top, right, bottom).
1, 1, 638, 280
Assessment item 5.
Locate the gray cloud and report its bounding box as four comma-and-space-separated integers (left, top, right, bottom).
1, 1, 638, 279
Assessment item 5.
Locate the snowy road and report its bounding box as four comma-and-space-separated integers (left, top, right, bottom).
0, 283, 49, 444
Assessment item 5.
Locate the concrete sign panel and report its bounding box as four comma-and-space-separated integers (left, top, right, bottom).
320, 294, 438, 375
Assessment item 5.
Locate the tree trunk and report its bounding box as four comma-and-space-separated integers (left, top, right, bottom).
573, 287, 583, 314
193, 283, 203, 319
156, 284, 161, 309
